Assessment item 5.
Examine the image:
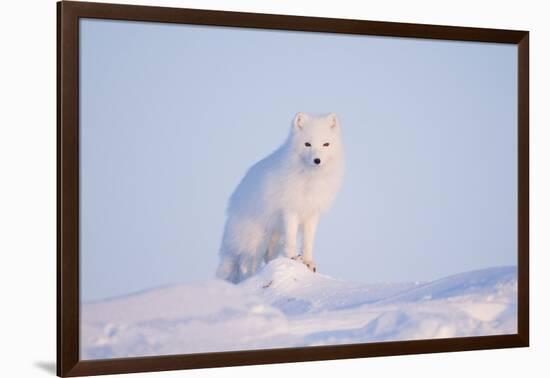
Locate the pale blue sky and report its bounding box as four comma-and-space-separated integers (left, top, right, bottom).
80, 19, 517, 302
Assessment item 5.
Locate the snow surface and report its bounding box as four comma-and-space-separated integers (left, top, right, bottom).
81, 258, 517, 360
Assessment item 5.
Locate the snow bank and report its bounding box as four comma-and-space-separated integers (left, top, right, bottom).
81, 258, 517, 359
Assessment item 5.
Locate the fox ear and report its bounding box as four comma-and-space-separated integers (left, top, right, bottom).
327, 113, 339, 129
294, 112, 309, 130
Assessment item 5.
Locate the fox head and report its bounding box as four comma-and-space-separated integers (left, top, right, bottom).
289, 112, 343, 169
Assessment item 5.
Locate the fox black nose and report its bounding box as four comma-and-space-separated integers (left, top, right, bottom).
314, 158, 321, 165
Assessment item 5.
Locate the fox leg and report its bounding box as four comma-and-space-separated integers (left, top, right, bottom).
216, 252, 241, 283
281, 212, 299, 259
237, 254, 255, 281
218, 219, 265, 283
265, 231, 280, 263
301, 214, 319, 272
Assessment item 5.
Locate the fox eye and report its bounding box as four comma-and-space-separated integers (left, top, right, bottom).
323, 142, 330, 147
305, 142, 311, 147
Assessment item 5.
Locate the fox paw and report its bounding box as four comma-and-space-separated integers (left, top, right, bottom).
291, 255, 317, 273
304, 260, 317, 273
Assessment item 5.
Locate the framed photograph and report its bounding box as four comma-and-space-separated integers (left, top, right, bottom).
57, 1, 529, 376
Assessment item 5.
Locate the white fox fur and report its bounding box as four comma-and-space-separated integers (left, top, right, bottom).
216, 113, 344, 283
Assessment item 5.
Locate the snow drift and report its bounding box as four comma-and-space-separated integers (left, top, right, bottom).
81, 259, 517, 360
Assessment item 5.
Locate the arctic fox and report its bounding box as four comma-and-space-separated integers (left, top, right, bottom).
216, 113, 344, 283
